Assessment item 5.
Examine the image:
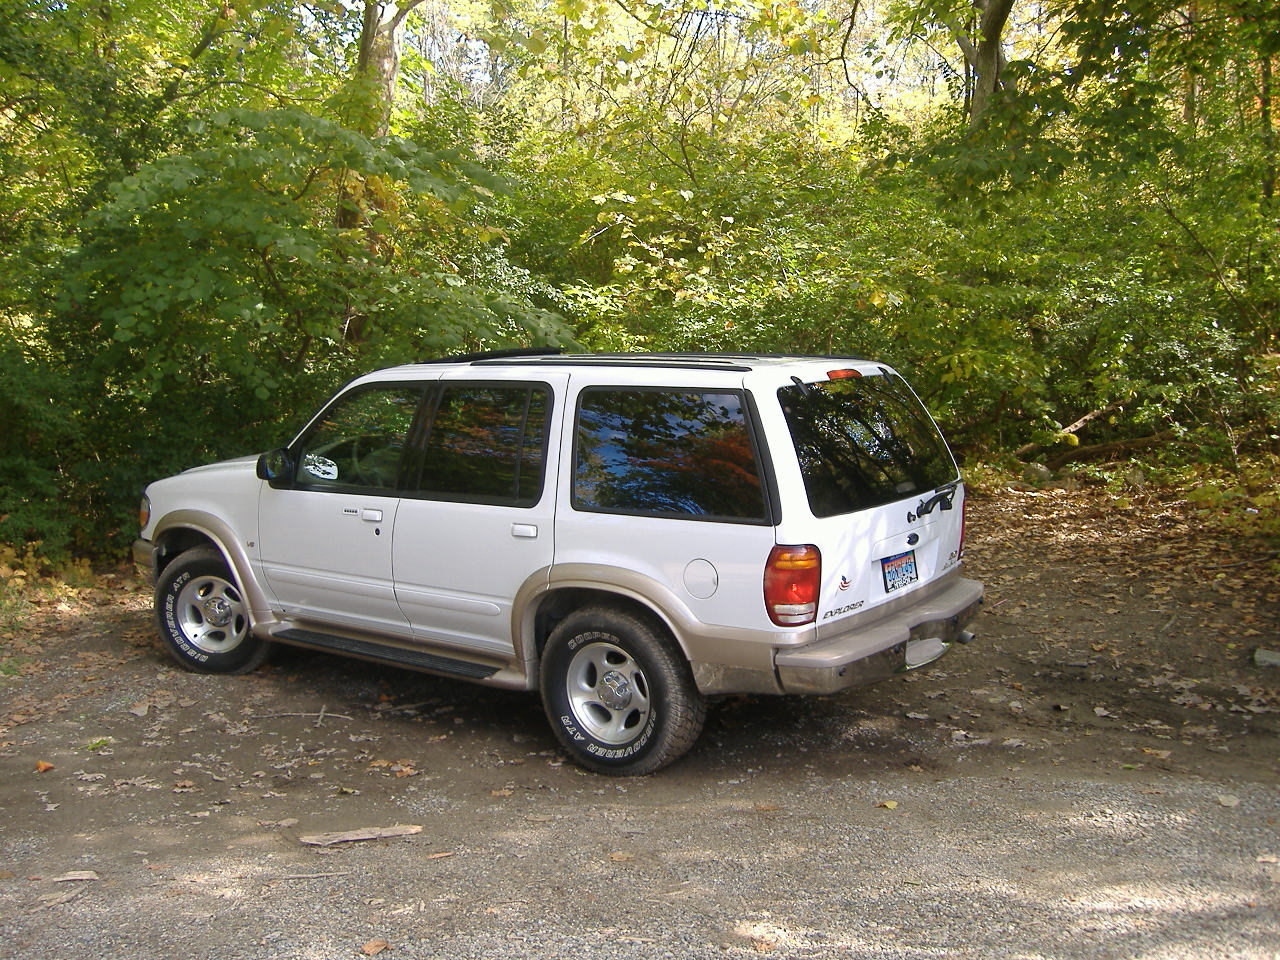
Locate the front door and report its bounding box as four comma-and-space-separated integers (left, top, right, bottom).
258, 382, 425, 637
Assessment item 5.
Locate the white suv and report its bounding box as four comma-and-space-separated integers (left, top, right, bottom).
135, 351, 982, 774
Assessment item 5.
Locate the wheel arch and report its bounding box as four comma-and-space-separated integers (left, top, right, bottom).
150, 511, 274, 623
515, 563, 786, 698
518, 567, 695, 677
532, 587, 678, 659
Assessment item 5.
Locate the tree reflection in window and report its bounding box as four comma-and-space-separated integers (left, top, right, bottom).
417, 386, 548, 506
779, 374, 956, 518
295, 386, 421, 490
575, 389, 766, 521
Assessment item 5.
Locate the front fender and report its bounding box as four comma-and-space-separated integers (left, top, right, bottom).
151, 510, 276, 628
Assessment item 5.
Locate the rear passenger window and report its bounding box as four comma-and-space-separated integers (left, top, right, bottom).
415, 384, 549, 506
574, 388, 767, 521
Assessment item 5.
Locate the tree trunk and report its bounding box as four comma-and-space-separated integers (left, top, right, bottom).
1261, 54, 1276, 203
1181, 1, 1199, 129
968, 0, 1015, 127
338, 2, 426, 343
938, 0, 1016, 127
354, 1, 425, 138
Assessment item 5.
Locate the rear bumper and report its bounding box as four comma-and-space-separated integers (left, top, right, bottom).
775, 574, 984, 694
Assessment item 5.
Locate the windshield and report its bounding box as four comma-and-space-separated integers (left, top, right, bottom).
778, 373, 957, 518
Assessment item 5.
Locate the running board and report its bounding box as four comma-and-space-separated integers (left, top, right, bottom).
274, 628, 499, 680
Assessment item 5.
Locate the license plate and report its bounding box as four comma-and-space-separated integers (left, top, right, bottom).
881, 550, 918, 593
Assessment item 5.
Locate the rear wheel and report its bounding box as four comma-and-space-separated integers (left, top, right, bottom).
156, 547, 270, 674
540, 607, 705, 775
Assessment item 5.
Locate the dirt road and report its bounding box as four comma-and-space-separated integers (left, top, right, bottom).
1, 486, 1277, 959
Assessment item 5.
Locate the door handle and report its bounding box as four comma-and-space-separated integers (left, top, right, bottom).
362, 509, 383, 523
511, 523, 538, 539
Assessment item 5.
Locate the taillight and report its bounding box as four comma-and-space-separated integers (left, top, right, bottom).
959, 495, 967, 560
764, 544, 821, 626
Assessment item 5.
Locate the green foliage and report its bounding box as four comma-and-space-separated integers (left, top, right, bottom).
3, 106, 573, 560
2, 0, 1279, 564
511, 125, 1273, 467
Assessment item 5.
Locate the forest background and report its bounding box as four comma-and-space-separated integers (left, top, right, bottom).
0, 0, 1277, 565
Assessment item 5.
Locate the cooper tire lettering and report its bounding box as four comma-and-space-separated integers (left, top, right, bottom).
154, 547, 270, 676
539, 606, 706, 776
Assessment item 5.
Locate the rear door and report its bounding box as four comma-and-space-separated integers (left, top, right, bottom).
391, 373, 564, 658
554, 377, 779, 634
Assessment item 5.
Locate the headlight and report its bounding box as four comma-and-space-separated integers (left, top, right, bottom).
138, 495, 151, 531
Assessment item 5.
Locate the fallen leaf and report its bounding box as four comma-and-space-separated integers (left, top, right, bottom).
298, 825, 422, 847
1218, 795, 1241, 808
490, 788, 513, 797
425, 851, 453, 860
876, 800, 899, 810
609, 851, 635, 862
1141, 748, 1172, 760
35, 761, 54, 773
361, 938, 391, 956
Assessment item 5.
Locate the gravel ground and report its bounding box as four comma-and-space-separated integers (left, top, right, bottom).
1, 488, 1277, 959
2, 747, 1276, 960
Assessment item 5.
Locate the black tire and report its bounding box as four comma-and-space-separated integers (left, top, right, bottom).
540, 606, 706, 776
156, 547, 270, 674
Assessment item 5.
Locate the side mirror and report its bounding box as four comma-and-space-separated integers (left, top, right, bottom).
256, 448, 295, 488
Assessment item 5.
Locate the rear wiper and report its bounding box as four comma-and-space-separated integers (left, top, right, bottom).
915, 482, 959, 518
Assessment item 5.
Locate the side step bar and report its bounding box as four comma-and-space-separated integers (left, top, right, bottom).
275, 628, 499, 681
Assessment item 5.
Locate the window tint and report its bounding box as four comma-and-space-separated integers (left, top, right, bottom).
574, 389, 766, 521
415, 385, 548, 506
778, 373, 956, 518
295, 386, 421, 492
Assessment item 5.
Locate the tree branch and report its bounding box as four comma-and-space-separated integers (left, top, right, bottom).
1045, 431, 1177, 471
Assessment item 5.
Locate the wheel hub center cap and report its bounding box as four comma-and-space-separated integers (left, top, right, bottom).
203, 597, 233, 628
598, 670, 632, 711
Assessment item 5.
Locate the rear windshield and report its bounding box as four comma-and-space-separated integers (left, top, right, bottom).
778, 373, 957, 518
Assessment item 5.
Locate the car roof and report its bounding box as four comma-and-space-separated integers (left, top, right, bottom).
377, 349, 877, 375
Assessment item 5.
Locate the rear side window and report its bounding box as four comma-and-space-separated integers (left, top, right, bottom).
779, 373, 956, 518
415, 384, 549, 506
574, 388, 767, 521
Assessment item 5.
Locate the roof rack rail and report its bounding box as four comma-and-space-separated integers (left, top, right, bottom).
425, 347, 564, 364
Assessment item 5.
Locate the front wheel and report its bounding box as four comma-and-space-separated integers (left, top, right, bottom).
156, 547, 270, 674
540, 607, 706, 775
